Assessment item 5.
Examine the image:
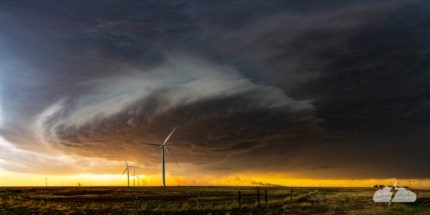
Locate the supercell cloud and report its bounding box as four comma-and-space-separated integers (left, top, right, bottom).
39, 56, 315, 163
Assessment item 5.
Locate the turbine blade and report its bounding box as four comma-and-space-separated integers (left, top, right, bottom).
163, 126, 177, 145
164, 146, 180, 169
121, 167, 128, 176
141, 143, 162, 146
124, 158, 128, 167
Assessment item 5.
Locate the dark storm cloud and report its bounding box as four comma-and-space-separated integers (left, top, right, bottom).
1, 0, 430, 179
288, 1, 430, 134
38, 57, 316, 164
306, 165, 338, 171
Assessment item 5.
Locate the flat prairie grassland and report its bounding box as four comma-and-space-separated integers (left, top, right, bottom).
0, 186, 430, 214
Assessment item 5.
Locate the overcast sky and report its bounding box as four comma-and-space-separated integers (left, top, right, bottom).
1, 0, 430, 184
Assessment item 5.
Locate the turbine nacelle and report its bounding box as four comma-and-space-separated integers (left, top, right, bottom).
141, 126, 180, 169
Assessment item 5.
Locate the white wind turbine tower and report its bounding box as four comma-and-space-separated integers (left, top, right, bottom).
130, 167, 139, 186
121, 159, 139, 186
141, 126, 180, 187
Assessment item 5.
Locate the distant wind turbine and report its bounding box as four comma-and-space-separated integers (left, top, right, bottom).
131, 173, 143, 186
130, 167, 146, 187
130, 167, 139, 186
121, 159, 139, 186
141, 126, 180, 187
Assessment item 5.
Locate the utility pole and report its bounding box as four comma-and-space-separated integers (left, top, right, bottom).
62, 181, 63, 187
45, 178, 48, 189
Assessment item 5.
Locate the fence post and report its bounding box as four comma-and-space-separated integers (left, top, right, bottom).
265, 190, 267, 204
239, 191, 241, 209
136, 196, 137, 210
257, 190, 260, 207
290, 188, 292, 205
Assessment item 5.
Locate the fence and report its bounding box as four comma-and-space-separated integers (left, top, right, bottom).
238, 188, 301, 209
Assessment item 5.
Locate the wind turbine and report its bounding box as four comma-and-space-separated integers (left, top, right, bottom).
141, 126, 180, 187
130, 167, 139, 186
121, 159, 139, 186
131, 173, 143, 186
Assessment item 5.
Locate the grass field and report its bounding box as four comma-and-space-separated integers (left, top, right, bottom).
1, 186, 430, 214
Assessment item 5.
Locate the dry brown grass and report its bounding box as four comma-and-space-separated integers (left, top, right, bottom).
112, 202, 121, 210
23, 199, 34, 207
7, 199, 15, 205
65, 210, 76, 215
91, 201, 97, 209
263, 189, 319, 208
178, 202, 190, 211
153, 203, 163, 211
58, 203, 70, 211
145, 190, 317, 213
38, 200, 46, 207
2, 186, 429, 214
139, 202, 148, 210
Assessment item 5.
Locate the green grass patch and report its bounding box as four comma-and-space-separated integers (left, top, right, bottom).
319, 191, 336, 195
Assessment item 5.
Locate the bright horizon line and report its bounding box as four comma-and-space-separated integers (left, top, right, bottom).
0, 169, 429, 188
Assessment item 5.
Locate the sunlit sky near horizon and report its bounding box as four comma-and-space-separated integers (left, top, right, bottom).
1, 0, 430, 187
